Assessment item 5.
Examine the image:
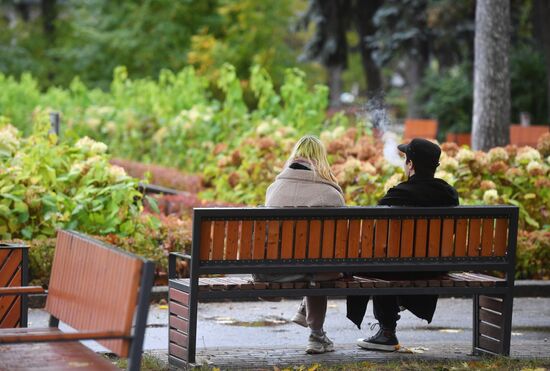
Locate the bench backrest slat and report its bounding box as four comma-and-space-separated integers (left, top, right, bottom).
193, 207, 518, 270
347, 220, 361, 258
400, 219, 414, 257
467, 218, 482, 256
46, 231, 143, 357
266, 220, 280, 259
360, 219, 374, 258
308, 220, 322, 259
441, 219, 454, 257
494, 219, 509, 256
226, 221, 240, 260
481, 218, 495, 256
240, 220, 253, 259
428, 219, 441, 257
414, 219, 428, 257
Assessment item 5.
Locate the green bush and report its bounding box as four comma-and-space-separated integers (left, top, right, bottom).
416, 63, 473, 139
0, 64, 340, 173
516, 230, 550, 279
0, 117, 152, 239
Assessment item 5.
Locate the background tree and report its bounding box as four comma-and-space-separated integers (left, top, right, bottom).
532, 0, 550, 122
472, 0, 510, 150
297, 0, 351, 107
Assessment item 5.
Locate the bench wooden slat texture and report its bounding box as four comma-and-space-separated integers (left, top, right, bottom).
196, 216, 512, 261
178, 272, 505, 292
46, 232, 142, 356
308, 220, 322, 258
0, 230, 155, 371
360, 219, 374, 258
169, 206, 518, 366
0, 341, 118, 370
0, 244, 28, 329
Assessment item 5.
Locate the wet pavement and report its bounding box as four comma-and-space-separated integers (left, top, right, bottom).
28, 297, 550, 368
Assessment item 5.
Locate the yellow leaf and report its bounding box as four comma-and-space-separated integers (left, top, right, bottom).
524, 193, 536, 199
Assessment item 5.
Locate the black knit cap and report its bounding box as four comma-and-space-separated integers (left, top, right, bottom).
397, 138, 441, 169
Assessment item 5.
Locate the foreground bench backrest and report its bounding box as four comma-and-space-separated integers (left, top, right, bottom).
0, 230, 155, 371
0, 243, 29, 328
168, 206, 518, 366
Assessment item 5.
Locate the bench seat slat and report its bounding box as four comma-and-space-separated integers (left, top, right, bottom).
173, 272, 505, 293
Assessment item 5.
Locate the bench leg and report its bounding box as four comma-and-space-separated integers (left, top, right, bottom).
168, 285, 198, 367
473, 294, 513, 356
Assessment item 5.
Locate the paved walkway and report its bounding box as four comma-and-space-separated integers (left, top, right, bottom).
28, 297, 550, 369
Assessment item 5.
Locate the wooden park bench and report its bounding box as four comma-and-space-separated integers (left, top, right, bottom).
0, 230, 155, 371
509, 124, 549, 147
403, 119, 438, 141
1, 243, 34, 328
168, 206, 518, 367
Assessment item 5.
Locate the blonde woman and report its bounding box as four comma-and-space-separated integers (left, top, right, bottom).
253, 135, 345, 354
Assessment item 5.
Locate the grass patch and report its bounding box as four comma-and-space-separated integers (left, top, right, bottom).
107, 353, 169, 370
191, 358, 550, 371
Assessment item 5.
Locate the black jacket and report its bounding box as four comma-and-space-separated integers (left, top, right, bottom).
347, 174, 459, 328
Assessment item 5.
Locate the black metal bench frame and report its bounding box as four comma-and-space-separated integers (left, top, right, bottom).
168, 206, 519, 367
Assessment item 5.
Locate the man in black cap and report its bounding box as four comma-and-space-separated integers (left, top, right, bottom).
347, 138, 459, 351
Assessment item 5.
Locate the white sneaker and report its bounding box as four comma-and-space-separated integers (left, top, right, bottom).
306, 332, 334, 354
292, 311, 308, 327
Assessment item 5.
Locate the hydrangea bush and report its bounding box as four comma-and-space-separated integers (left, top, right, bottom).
206, 129, 550, 232
0, 117, 156, 239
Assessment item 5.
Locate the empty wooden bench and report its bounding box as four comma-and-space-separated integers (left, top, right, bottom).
168, 206, 518, 367
0, 230, 155, 371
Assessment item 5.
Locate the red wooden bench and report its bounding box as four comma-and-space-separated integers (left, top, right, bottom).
403, 119, 438, 141
0, 230, 155, 371
168, 206, 518, 367
509, 124, 549, 147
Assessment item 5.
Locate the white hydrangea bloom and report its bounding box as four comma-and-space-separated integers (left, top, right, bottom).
435, 170, 455, 185
108, 165, 127, 182
255, 121, 271, 136
0, 124, 20, 154
487, 147, 509, 163
75, 137, 108, 154
456, 148, 475, 163
90, 141, 107, 154
439, 156, 459, 172
526, 161, 546, 176
483, 189, 499, 204
516, 148, 541, 165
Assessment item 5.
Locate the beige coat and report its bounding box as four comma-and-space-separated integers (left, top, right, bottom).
265, 167, 345, 207
253, 165, 345, 283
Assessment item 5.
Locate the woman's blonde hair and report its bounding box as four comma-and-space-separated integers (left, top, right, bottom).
287, 135, 339, 185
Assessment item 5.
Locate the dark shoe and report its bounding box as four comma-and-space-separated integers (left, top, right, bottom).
357, 324, 400, 352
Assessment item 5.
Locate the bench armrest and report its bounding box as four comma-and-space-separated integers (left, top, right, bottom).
0, 330, 129, 344
0, 286, 45, 296
169, 252, 191, 279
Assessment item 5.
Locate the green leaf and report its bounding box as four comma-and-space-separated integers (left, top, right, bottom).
144, 195, 160, 214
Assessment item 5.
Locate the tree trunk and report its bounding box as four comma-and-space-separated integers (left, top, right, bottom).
532, 0, 550, 123
41, 0, 57, 41
472, 0, 510, 151
353, 0, 383, 96
328, 65, 343, 108
405, 47, 429, 118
